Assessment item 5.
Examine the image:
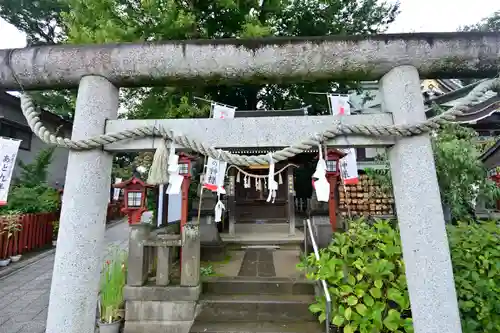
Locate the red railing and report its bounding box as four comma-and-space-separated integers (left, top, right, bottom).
0, 212, 58, 257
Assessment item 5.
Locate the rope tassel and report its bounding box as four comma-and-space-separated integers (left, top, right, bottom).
147, 137, 170, 185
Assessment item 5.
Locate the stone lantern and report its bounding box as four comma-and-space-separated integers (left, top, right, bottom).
113, 176, 153, 225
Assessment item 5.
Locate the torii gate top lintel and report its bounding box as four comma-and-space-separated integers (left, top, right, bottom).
1, 32, 500, 90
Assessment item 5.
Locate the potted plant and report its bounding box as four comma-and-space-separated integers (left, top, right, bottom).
52, 220, 59, 247
9, 214, 23, 262
0, 212, 22, 266
98, 247, 127, 333
0, 221, 10, 267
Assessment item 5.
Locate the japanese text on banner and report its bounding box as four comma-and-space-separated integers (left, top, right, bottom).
203, 103, 236, 191
0, 138, 21, 206
328, 94, 359, 185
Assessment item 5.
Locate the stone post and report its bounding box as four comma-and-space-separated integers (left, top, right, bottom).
380, 66, 462, 333
286, 166, 296, 235
45, 76, 118, 333
127, 224, 152, 286
181, 224, 201, 287
228, 172, 236, 236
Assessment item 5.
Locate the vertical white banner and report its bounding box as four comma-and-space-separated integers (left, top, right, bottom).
203, 103, 236, 192
113, 178, 122, 201
328, 95, 359, 185
0, 138, 21, 206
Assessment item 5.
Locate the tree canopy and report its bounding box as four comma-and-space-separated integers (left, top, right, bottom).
1, 0, 400, 119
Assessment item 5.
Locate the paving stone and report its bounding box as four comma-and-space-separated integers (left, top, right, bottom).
0, 220, 128, 333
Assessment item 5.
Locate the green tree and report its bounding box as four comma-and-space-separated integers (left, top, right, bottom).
366, 123, 500, 220
60, 0, 399, 117
0, 0, 76, 118
15, 147, 55, 187
461, 11, 500, 32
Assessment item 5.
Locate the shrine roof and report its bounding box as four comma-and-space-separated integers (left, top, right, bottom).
230, 147, 346, 158
480, 138, 500, 163
234, 107, 309, 118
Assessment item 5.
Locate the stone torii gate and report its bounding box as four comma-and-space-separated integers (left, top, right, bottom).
1, 32, 500, 333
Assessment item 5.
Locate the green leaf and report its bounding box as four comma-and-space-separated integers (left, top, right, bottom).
344, 307, 353, 320
332, 315, 345, 326
383, 309, 402, 331
374, 279, 383, 289
387, 288, 409, 309
363, 295, 375, 307
308, 302, 323, 314
344, 324, 355, 333
355, 303, 368, 316
347, 295, 358, 306
369, 287, 382, 299
347, 275, 356, 286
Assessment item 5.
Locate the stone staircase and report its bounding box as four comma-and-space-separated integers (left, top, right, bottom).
190, 277, 323, 333
220, 223, 304, 249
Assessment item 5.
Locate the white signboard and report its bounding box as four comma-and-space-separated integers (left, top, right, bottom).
328, 94, 359, 185
0, 138, 21, 206
203, 103, 236, 191
112, 178, 122, 201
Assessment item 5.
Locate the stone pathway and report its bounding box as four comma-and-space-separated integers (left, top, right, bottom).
0, 220, 128, 333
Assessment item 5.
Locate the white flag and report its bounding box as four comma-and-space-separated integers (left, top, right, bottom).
328, 94, 350, 115
203, 103, 236, 192
328, 95, 358, 185
112, 178, 122, 201
0, 138, 21, 206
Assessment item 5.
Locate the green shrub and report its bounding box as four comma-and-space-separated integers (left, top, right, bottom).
301, 219, 500, 333
1, 185, 60, 214
448, 221, 500, 333
299, 218, 413, 333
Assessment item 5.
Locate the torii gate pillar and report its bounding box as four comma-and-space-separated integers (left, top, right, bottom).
380, 66, 462, 333
45, 76, 118, 333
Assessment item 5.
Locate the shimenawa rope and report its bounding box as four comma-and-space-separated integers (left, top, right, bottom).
19, 78, 500, 184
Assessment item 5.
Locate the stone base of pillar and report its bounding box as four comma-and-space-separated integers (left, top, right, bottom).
124, 285, 201, 333
310, 215, 334, 249
198, 215, 226, 262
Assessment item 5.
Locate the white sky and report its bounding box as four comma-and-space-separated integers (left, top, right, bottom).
0, 1, 498, 49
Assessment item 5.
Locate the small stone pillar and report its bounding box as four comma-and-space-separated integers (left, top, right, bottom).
380, 65, 462, 333
286, 166, 296, 235
127, 223, 152, 286
45, 76, 118, 333
181, 224, 201, 287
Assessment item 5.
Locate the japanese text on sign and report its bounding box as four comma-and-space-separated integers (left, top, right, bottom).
0, 138, 21, 205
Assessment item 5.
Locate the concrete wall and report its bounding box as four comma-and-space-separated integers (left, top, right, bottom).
0, 94, 70, 186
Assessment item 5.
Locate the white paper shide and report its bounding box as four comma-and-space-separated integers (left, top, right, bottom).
328, 94, 359, 185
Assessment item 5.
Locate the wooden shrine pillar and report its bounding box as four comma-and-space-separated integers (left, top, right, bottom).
327, 175, 338, 231
227, 169, 236, 236
287, 166, 296, 236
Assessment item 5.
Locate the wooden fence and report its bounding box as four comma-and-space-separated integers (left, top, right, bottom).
0, 212, 58, 257
106, 201, 125, 223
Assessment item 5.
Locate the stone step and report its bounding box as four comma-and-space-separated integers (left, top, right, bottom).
234, 223, 290, 234
195, 294, 317, 322
202, 277, 315, 295
221, 231, 304, 248
190, 321, 324, 333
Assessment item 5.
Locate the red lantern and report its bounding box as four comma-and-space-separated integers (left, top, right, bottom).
178, 153, 193, 178
313, 149, 345, 231
113, 176, 153, 225
178, 153, 195, 229
325, 149, 343, 176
